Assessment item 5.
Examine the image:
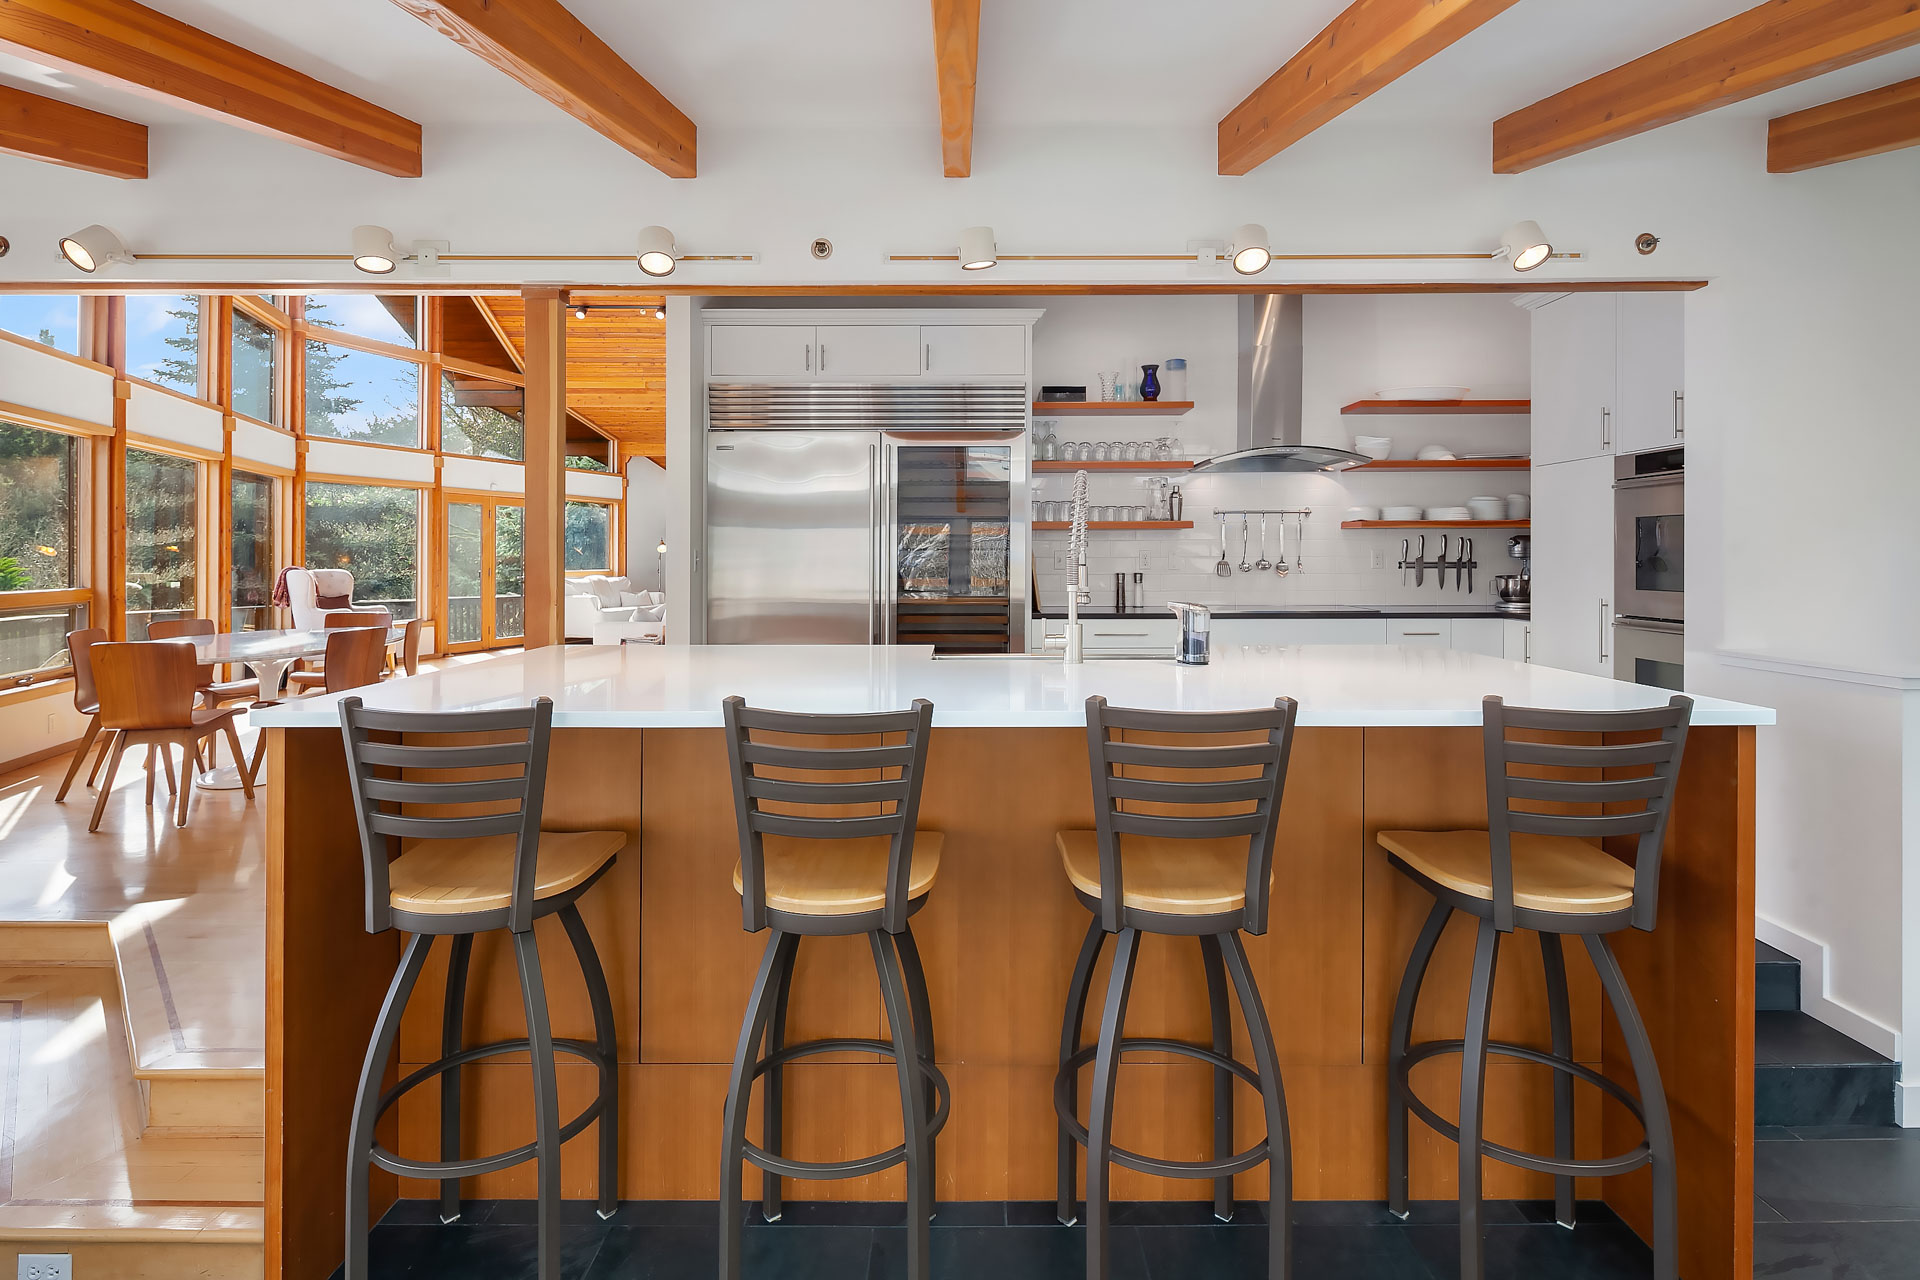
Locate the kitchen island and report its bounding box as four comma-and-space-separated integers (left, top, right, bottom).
257, 644, 1771, 1280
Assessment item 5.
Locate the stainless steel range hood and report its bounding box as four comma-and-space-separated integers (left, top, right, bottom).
1188, 294, 1367, 474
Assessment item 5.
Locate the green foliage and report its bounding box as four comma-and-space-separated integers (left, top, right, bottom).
565, 455, 609, 472
125, 448, 197, 621
0, 422, 74, 591
36, 328, 56, 347
302, 300, 419, 446
305, 482, 420, 618
151, 296, 201, 393
0, 557, 31, 591
565, 501, 610, 571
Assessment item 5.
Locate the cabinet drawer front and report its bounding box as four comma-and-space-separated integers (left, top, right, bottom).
1082, 619, 1176, 651
923, 325, 1028, 377
1387, 618, 1452, 648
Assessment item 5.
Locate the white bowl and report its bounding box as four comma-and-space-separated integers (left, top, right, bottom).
1352, 434, 1393, 460
1416, 445, 1457, 460
1377, 386, 1470, 401
1344, 506, 1382, 522
1505, 494, 1531, 519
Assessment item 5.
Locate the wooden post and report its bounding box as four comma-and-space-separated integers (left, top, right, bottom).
91, 296, 129, 641
523, 288, 567, 648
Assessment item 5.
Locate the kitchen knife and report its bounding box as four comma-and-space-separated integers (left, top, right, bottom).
1415, 535, 1425, 588
1462, 538, 1473, 593
1400, 538, 1409, 588
1436, 535, 1448, 593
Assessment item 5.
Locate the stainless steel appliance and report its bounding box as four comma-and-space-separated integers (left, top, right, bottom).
1613, 448, 1683, 685
705, 383, 1030, 651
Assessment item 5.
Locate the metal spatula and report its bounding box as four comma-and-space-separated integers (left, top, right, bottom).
1216, 515, 1233, 577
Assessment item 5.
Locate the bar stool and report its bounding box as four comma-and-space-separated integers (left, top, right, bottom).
1380, 694, 1693, 1280
717, 696, 949, 1280
339, 696, 626, 1280
1054, 696, 1299, 1280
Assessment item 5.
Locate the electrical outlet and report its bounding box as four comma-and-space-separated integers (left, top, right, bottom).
1051, 549, 1066, 571
1138, 552, 1152, 570
20, 1254, 73, 1280
1369, 549, 1386, 570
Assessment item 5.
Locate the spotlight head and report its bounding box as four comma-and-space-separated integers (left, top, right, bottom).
637, 226, 677, 277
1501, 220, 1551, 272
654, 305, 666, 319
573, 303, 589, 320
656, 539, 667, 554
58, 224, 130, 273
1229, 224, 1271, 276
351, 225, 399, 275
958, 225, 997, 271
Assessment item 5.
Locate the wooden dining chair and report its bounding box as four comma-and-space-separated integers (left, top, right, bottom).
147, 618, 260, 766
399, 617, 423, 677
320, 625, 390, 694
289, 610, 393, 691
54, 627, 111, 803
88, 641, 253, 832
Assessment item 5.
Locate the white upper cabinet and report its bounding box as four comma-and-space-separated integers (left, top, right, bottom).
1614, 293, 1685, 455
815, 325, 924, 378
922, 325, 1028, 377
1530, 294, 1618, 466
709, 325, 816, 378
1528, 454, 1615, 677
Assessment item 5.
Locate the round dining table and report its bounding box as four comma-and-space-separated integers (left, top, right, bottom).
184, 626, 403, 790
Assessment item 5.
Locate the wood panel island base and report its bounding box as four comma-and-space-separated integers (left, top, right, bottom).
258, 645, 1770, 1280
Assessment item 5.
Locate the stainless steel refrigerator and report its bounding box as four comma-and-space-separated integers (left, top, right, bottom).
705, 384, 1030, 651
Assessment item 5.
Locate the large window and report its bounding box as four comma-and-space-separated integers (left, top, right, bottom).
231, 471, 275, 632
0, 422, 76, 590
126, 448, 198, 641
0, 295, 80, 354
305, 482, 420, 620
126, 294, 203, 395
308, 295, 419, 348
565, 501, 612, 572
232, 310, 279, 424
441, 372, 523, 460
304, 341, 421, 446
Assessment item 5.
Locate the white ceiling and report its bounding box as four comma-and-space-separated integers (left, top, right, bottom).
1, 0, 1917, 151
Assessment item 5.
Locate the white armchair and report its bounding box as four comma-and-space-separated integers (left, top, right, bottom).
285, 568, 364, 630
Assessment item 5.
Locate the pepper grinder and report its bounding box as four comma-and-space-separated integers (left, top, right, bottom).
1114, 572, 1127, 612
1131, 572, 1145, 612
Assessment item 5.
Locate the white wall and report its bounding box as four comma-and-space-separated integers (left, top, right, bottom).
624, 457, 668, 593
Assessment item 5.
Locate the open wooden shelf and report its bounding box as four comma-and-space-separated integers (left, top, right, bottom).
1341, 399, 1530, 415
1347, 458, 1530, 471
1033, 400, 1194, 416
1033, 520, 1194, 531
1033, 460, 1195, 472
1341, 519, 1531, 529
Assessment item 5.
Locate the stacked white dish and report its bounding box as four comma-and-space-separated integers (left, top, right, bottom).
1468, 496, 1506, 521
1415, 445, 1457, 461
1382, 505, 1424, 521
1427, 506, 1473, 521
1345, 506, 1382, 522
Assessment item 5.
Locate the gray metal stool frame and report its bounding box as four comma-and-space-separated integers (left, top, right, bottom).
339, 696, 622, 1280
718, 696, 951, 1280
1385, 694, 1693, 1280
1055, 695, 1299, 1280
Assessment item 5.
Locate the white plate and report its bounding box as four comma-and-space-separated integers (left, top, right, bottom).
1377, 386, 1470, 400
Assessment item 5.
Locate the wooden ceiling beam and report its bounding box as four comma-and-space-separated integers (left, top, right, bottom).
1768, 74, 1920, 171
0, 81, 145, 177
1494, 0, 1920, 173
0, 0, 421, 175
388, 0, 695, 178
930, 0, 979, 177
1218, 0, 1521, 175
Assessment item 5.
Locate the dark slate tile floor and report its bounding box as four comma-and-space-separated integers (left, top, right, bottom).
339, 1125, 1920, 1279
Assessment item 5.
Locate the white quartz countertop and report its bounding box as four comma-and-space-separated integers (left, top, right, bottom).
252, 644, 1774, 729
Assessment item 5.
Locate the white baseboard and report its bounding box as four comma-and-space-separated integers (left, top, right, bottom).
1899, 1080, 1920, 1129
1755, 915, 1902, 1063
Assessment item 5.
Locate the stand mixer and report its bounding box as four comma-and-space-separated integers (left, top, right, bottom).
1493, 533, 1531, 614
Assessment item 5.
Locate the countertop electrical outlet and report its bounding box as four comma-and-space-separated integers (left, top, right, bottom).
20, 1256, 72, 1280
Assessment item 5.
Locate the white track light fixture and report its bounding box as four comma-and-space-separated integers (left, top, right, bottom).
1501, 220, 1552, 272
637, 226, 677, 277
351, 225, 399, 274
958, 225, 997, 271
1229, 224, 1271, 275
58, 224, 131, 273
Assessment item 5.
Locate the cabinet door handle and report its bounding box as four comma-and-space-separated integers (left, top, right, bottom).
1093, 630, 1148, 638
1673, 390, 1685, 438
925, 343, 932, 372
819, 343, 827, 372
1600, 406, 1612, 450
1598, 598, 1611, 662
805, 343, 812, 373
1523, 625, 1532, 663
1401, 630, 1441, 637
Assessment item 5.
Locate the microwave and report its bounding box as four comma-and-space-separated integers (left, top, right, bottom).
1614, 449, 1683, 623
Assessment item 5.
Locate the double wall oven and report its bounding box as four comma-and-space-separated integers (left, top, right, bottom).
1613, 447, 1684, 690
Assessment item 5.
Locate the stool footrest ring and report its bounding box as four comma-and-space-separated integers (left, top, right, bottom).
1398, 1038, 1653, 1178
742, 1036, 950, 1182
1055, 1037, 1272, 1181
367, 1036, 613, 1180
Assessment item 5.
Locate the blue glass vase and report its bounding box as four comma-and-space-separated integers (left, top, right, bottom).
1140, 364, 1160, 401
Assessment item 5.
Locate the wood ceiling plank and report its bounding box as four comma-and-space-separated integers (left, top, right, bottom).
0, 0, 421, 176
1494, 0, 1920, 173
1767, 74, 1920, 171
1218, 0, 1521, 175
388, 0, 695, 178
930, 0, 979, 177
0, 80, 146, 177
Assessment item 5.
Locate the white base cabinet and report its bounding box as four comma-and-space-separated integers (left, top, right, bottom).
1529, 454, 1614, 677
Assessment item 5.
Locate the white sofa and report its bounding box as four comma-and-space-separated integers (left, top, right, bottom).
565, 576, 665, 642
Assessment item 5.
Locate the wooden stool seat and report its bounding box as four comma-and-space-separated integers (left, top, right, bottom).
732, 831, 943, 916
388, 829, 625, 915
1054, 829, 1275, 916
1377, 829, 1634, 915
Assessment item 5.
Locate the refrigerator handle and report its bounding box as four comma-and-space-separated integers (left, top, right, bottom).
868, 443, 879, 644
